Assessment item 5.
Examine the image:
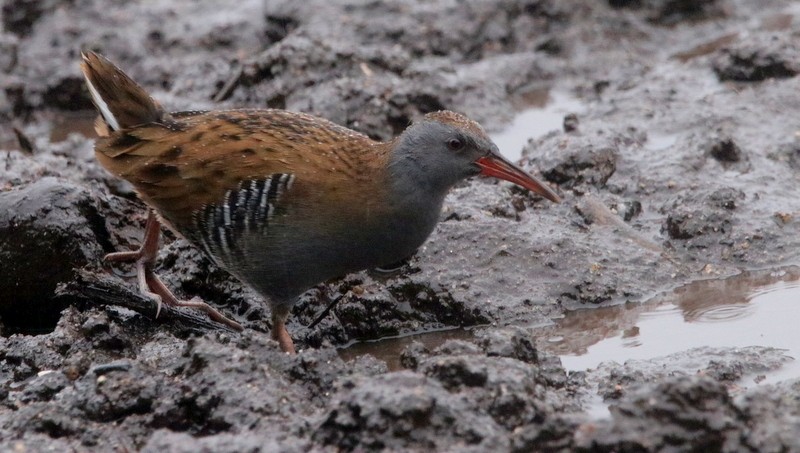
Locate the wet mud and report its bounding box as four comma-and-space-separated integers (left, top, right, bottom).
2, 0, 800, 450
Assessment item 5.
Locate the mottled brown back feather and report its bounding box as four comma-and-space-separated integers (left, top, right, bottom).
93, 109, 392, 230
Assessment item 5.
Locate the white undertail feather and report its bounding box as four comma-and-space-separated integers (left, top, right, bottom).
82, 64, 121, 132
80, 51, 165, 134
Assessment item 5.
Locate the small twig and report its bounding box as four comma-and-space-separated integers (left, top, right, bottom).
12, 127, 34, 154
307, 292, 345, 329
212, 65, 243, 103
58, 270, 241, 333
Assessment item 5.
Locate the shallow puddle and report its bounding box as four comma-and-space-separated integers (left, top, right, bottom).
49, 110, 97, 142
550, 267, 800, 382
491, 89, 586, 162
338, 327, 474, 371
340, 267, 800, 383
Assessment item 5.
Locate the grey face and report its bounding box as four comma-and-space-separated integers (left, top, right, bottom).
389, 120, 497, 192
389, 113, 561, 204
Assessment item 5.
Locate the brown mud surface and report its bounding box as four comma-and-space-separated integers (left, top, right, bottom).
2, 0, 800, 450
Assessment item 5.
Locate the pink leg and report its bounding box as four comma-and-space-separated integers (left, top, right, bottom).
106, 211, 243, 331
271, 305, 296, 354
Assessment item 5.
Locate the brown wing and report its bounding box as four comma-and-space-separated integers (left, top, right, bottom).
94, 109, 391, 231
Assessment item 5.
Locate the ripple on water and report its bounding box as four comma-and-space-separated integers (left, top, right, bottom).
339, 269, 800, 394
551, 268, 800, 382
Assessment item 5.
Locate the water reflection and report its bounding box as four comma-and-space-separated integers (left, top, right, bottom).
49, 110, 97, 142
340, 267, 800, 384
490, 89, 586, 162
338, 328, 474, 371
550, 267, 800, 378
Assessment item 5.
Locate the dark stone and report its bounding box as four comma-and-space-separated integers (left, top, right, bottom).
665, 210, 731, 240
264, 14, 299, 44
42, 77, 94, 111
563, 113, 579, 132
560, 278, 618, 305
708, 138, 743, 163
19, 371, 69, 403
0, 178, 108, 335
314, 371, 506, 451
613, 200, 642, 221
0, 33, 18, 72
708, 187, 744, 211
1, 0, 57, 36
661, 189, 742, 243
577, 376, 750, 452
540, 146, 618, 190
608, 0, 726, 25
423, 356, 489, 390
74, 365, 159, 422
714, 34, 800, 82
477, 328, 539, 365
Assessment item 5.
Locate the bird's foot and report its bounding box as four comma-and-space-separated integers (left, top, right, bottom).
104, 210, 162, 265
105, 211, 243, 332
136, 261, 244, 331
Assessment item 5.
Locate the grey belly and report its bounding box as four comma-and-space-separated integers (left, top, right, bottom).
221, 214, 439, 304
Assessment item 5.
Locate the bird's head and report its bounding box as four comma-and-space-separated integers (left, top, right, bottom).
389, 110, 561, 202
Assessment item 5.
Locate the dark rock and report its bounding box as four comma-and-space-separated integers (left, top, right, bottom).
292, 274, 489, 348
540, 145, 618, 190
560, 278, 618, 305
142, 430, 305, 453
708, 138, 744, 164
714, 34, 800, 82
661, 189, 743, 244
432, 339, 483, 357
73, 364, 160, 422
738, 380, 800, 452
0, 33, 18, 72
399, 341, 429, 370
315, 371, 507, 451
18, 371, 69, 403
1, 0, 58, 36
0, 404, 84, 440
563, 113, 579, 132
417, 351, 556, 432
608, 0, 642, 6
612, 199, 642, 221
708, 187, 744, 211
665, 210, 731, 240
511, 417, 580, 453
588, 346, 790, 404
769, 142, 800, 171
598, 368, 647, 401
577, 376, 750, 451
422, 356, 489, 390
0, 178, 108, 334
476, 328, 539, 364
608, 0, 726, 25
42, 76, 94, 111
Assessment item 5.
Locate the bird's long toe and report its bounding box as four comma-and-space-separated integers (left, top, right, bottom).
144, 270, 243, 331
104, 249, 147, 263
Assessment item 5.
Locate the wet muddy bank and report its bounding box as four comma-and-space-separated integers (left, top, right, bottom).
2, 0, 800, 450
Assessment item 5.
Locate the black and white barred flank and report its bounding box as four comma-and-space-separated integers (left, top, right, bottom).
193, 173, 295, 261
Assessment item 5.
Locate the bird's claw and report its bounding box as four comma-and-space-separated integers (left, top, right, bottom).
152, 293, 164, 318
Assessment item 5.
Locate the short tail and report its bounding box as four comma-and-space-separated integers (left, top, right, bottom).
80, 51, 166, 136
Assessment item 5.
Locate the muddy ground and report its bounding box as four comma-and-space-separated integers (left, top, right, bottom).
2, 0, 800, 451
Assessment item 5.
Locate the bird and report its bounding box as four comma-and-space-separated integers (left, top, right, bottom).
79, 51, 561, 354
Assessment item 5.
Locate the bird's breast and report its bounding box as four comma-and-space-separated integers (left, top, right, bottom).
221, 191, 445, 302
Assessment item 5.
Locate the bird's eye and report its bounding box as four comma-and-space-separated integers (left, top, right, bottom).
447, 138, 464, 151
